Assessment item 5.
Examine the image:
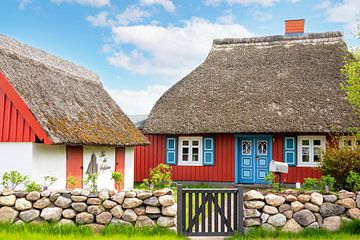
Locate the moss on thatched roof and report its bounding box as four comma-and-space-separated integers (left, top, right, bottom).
143, 32, 360, 134
0, 35, 149, 146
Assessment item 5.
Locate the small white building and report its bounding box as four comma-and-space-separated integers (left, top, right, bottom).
0, 35, 149, 190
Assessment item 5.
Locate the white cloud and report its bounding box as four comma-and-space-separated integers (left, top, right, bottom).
203, 0, 222, 6
50, 0, 110, 7
116, 6, 151, 25
19, 0, 31, 10
227, 0, 279, 7
320, 0, 360, 31
140, 0, 176, 13
107, 84, 169, 114
86, 11, 110, 27
108, 17, 254, 80
248, 8, 272, 22
288, 0, 300, 3
217, 9, 236, 24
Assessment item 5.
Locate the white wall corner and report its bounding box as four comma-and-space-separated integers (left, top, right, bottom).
124, 146, 135, 190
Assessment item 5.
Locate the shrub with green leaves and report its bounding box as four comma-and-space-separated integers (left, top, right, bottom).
66, 176, 77, 190
25, 180, 42, 192
141, 163, 172, 190
303, 177, 319, 190
83, 173, 98, 192
44, 176, 58, 188
264, 172, 280, 192
346, 171, 360, 192
111, 172, 123, 190
320, 146, 360, 190
1, 170, 29, 190
319, 175, 335, 193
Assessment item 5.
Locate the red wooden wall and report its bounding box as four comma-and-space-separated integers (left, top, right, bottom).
115, 147, 125, 190
66, 146, 83, 188
0, 87, 36, 142
134, 134, 235, 182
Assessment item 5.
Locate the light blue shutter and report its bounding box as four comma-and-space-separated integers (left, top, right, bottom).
166, 137, 177, 165
284, 137, 296, 166
203, 137, 215, 166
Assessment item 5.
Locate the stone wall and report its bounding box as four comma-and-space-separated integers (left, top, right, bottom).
0, 188, 176, 230
244, 190, 360, 232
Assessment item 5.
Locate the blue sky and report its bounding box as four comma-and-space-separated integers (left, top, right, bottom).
1, 0, 360, 114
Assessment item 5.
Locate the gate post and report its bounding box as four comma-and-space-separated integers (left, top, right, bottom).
177, 184, 183, 234
236, 185, 244, 234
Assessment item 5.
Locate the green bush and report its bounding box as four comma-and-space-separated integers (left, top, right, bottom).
66, 176, 77, 190
1, 170, 29, 190
319, 175, 335, 193
264, 172, 280, 192
320, 146, 360, 190
111, 172, 123, 190
25, 180, 42, 192
83, 173, 98, 192
303, 178, 319, 190
346, 171, 360, 192
44, 176, 57, 188
141, 163, 172, 190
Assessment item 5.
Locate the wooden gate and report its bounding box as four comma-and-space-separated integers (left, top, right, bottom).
177, 184, 244, 236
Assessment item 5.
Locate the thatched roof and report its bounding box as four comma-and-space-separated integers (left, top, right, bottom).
0, 35, 149, 146
144, 32, 360, 134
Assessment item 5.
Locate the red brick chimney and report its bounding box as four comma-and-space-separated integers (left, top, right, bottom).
285, 19, 305, 35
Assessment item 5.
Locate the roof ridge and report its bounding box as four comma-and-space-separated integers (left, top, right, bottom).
213, 31, 343, 47
0, 34, 101, 84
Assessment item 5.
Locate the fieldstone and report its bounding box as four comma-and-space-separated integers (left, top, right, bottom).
88, 193, 99, 198
346, 208, 360, 219
41, 190, 51, 197
0, 206, 18, 223
137, 191, 153, 200
263, 205, 278, 215
293, 209, 316, 226
103, 200, 117, 209
261, 213, 269, 223
123, 198, 143, 208
134, 206, 146, 216
96, 212, 112, 224
283, 210, 293, 219
125, 191, 137, 198
111, 192, 125, 204
338, 191, 354, 200
265, 194, 285, 207
71, 202, 87, 212
323, 216, 341, 231
26, 191, 41, 201
291, 201, 304, 212
146, 206, 161, 214
320, 202, 345, 217
153, 188, 172, 197
62, 209, 77, 219
244, 201, 265, 209
110, 205, 124, 218
267, 213, 286, 227
244, 209, 261, 218
71, 195, 87, 202
324, 195, 337, 203
30, 219, 45, 224
261, 223, 275, 231
14, 191, 27, 198
87, 198, 101, 205
15, 220, 24, 225
148, 214, 161, 219
49, 193, 60, 202
336, 198, 356, 209
285, 195, 297, 202
307, 222, 319, 229
356, 194, 360, 208
135, 215, 155, 227
157, 216, 175, 227
109, 189, 117, 197
282, 219, 303, 233
162, 204, 176, 217
159, 195, 175, 207
297, 194, 311, 203
279, 203, 290, 213
19, 209, 40, 222
41, 207, 62, 222
54, 196, 72, 208
311, 192, 323, 206
244, 190, 264, 201
33, 198, 51, 209
87, 205, 104, 215
122, 209, 137, 222
314, 213, 323, 227
1, 189, 13, 196
342, 216, 352, 222
61, 192, 71, 198
111, 217, 133, 225
304, 202, 320, 212
81, 190, 90, 197
75, 212, 94, 225
15, 198, 32, 210
71, 188, 82, 196
58, 219, 74, 225
0, 195, 16, 206
99, 190, 110, 201
86, 223, 104, 233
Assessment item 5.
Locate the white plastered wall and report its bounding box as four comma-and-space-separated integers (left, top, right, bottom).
0, 142, 33, 189
124, 146, 134, 190
31, 143, 66, 190
83, 146, 115, 190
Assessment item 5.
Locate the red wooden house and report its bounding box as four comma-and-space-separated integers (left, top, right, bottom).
134, 20, 360, 184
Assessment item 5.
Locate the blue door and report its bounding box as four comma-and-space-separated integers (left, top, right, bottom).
237, 135, 272, 184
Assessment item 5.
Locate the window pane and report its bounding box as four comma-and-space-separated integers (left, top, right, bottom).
192, 154, 199, 162
192, 148, 198, 154
258, 140, 267, 155
313, 140, 321, 146
242, 140, 251, 155
314, 147, 321, 162
302, 147, 309, 154
192, 140, 199, 146
302, 140, 309, 145
182, 154, 188, 161
302, 154, 309, 162
183, 140, 189, 146
183, 148, 189, 154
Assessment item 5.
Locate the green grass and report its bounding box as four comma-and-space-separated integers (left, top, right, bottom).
229, 220, 360, 240
0, 222, 184, 240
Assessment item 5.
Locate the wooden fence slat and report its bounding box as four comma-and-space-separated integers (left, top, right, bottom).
188, 192, 193, 232
208, 193, 212, 232
214, 192, 219, 233
227, 192, 232, 232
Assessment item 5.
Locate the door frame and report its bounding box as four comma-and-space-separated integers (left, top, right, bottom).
234, 134, 273, 184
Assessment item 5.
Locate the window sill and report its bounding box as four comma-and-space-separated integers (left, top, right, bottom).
297, 163, 320, 167
177, 162, 203, 166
